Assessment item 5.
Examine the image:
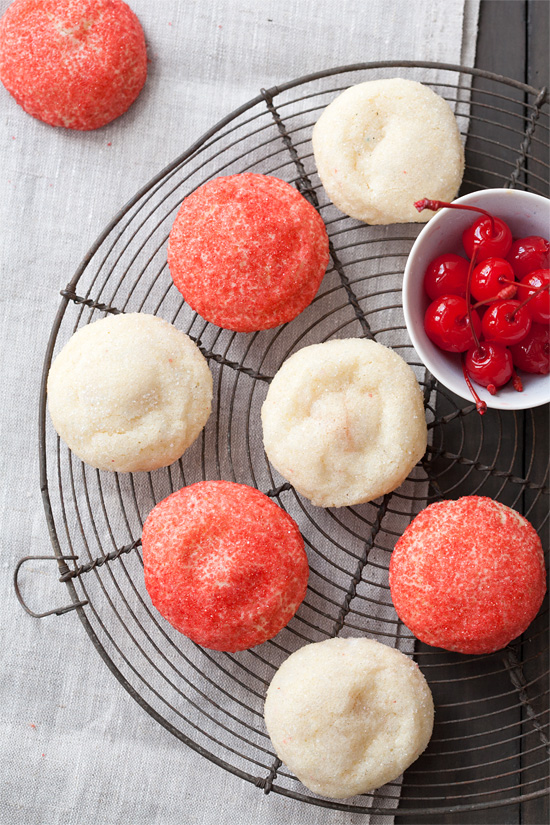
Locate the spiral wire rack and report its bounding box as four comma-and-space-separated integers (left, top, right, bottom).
17, 62, 550, 818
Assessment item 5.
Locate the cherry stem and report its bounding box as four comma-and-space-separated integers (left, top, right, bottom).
464, 246, 482, 351
414, 199, 497, 236
512, 369, 524, 393
509, 282, 549, 320
502, 279, 544, 290
472, 285, 516, 309
461, 355, 487, 414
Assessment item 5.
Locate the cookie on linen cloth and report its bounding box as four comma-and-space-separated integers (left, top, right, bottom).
264, 637, 434, 799
261, 338, 427, 507
47, 313, 212, 473
167, 174, 329, 332
0, 0, 147, 130
312, 77, 464, 224
389, 496, 547, 654
142, 481, 309, 652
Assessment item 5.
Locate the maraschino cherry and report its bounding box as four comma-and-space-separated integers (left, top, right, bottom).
510, 323, 550, 374
424, 295, 481, 352
415, 199, 513, 261
417, 196, 549, 408
470, 257, 516, 302
518, 269, 550, 324
462, 249, 514, 395
464, 341, 514, 394
507, 236, 550, 279
424, 253, 469, 299
462, 214, 512, 261
481, 299, 532, 346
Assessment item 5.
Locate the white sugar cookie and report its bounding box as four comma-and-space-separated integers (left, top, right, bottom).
264, 637, 434, 799
47, 313, 212, 472
261, 338, 427, 507
312, 77, 464, 224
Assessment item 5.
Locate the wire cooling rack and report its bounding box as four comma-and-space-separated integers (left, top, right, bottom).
21, 62, 550, 818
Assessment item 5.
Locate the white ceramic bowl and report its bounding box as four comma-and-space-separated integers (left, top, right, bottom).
403, 188, 550, 410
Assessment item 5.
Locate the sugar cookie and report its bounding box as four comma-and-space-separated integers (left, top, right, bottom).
168, 174, 329, 332
47, 313, 212, 472
312, 78, 464, 224
261, 338, 427, 507
264, 637, 434, 798
0, 0, 147, 130
389, 496, 547, 654
142, 481, 309, 651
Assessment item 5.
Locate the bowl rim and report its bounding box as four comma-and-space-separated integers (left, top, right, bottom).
403, 188, 550, 411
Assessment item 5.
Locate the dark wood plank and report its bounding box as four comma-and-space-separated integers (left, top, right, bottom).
527, 0, 550, 91
398, 2, 549, 822
522, 4, 549, 825
474, 0, 527, 79
521, 0, 550, 802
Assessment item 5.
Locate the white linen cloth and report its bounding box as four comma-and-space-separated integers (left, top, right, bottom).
0, 2, 479, 823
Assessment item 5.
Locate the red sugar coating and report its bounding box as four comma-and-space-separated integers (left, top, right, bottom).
0, 0, 147, 130
167, 174, 330, 332
389, 496, 546, 655
142, 481, 309, 652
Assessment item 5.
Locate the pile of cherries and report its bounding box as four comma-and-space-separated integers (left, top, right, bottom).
415, 199, 549, 413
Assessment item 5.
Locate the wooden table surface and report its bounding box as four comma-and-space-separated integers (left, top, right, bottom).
396, 2, 549, 823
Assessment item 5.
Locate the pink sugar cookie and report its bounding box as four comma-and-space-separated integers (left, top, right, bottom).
0, 0, 147, 130
167, 174, 330, 332
142, 481, 309, 652
389, 496, 546, 654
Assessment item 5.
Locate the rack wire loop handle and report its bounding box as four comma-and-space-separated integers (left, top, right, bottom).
13, 555, 88, 618
58, 538, 141, 581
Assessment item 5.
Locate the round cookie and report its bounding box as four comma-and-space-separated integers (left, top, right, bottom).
142, 481, 309, 651
261, 338, 427, 507
389, 496, 547, 654
264, 637, 434, 799
167, 174, 330, 332
0, 0, 147, 130
312, 77, 464, 224
47, 313, 212, 473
